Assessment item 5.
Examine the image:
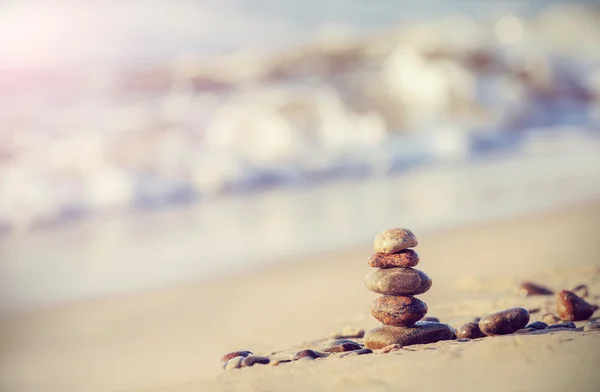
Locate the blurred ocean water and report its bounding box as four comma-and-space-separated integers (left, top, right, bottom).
1, 1, 600, 312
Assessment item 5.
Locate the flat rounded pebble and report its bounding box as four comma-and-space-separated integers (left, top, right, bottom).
369, 250, 419, 268
323, 339, 363, 353
546, 321, 576, 330
584, 321, 600, 332
525, 321, 548, 330
373, 228, 418, 254
364, 321, 454, 349
518, 282, 553, 297
241, 356, 270, 367
223, 356, 244, 370
293, 349, 321, 360
479, 308, 530, 336
365, 268, 432, 296
556, 290, 598, 321
221, 350, 253, 363
372, 295, 428, 326
339, 348, 373, 357
456, 322, 486, 339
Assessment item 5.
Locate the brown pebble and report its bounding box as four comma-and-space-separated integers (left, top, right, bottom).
364, 321, 454, 349
422, 317, 440, 322
323, 339, 363, 353
479, 308, 530, 336
556, 290, 598, 321
541, 313, 561, 324
223, 356, 244, 370
365, 268, 432, 296
380, 343, 403, 353
584, 320, 600, 332
221, 350, 253, 363
525, 321, 548, 330
456, 322, 486, 339
371, 295, 428, 326
293, 349, 321, 360
369, 250, 420, 268
518, 282, 553, 297
373, 228, 418, 254
241, 356, 270, 367
546, 321, 576, 330
513, 328, 535, 334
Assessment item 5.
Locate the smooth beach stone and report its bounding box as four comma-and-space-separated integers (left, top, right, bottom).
241, 355, 270, 367
223, 356, 245, 370
339, 348, 373, 357
479, 308, 530, 336
221, 350, 253, 363
556, 290, 598, 321
323, 339, 363, 353
365, 268, 432, 296
518, 282, 553, 297
369, 250, 419, 268
456, 322, 486, 339
525, 321, 548, 330
546, 321, 576, 330
373, 228, 418, 254
364, 321, 455, 349
584, 320, 600, 332
371, 295, 428, 326
293, 349, 321, 360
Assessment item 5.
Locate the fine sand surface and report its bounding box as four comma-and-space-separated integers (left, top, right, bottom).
1, 200, 600, 392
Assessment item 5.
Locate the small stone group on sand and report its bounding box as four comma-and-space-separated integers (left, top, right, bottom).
221, 228, 600, 370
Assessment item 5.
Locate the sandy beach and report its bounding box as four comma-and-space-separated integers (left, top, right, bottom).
1, 199, 599, 392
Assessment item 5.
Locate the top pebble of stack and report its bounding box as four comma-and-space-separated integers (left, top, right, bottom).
373, 228, 418, 254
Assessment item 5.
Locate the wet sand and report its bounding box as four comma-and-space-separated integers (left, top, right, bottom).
1, 200, 600, 392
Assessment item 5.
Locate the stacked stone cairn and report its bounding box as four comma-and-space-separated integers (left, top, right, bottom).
364, 228, 455, 349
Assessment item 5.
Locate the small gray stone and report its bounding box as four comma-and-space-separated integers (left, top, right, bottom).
223, 356, 244, 370
373, 228, 418, 254
365, 268, 432, 296
456, 322, 486, 339
525, 321, 548, 330
293, 349, 321, 360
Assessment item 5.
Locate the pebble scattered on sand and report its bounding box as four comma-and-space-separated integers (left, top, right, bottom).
241, 355, 270, 367
525, 321, 548, 330
456, 322, 486, 339
546, 321, 576, 330
479, 307, 530, 336
371, 295, 428, 326
339, 348, 373, 357
365, 268, 432, 296
223, 356, 245, 370
518, 282, 554, 297
556, 290, 598, 321
364, 321, 455, 349
323, 339, 363, 353
583, 320, 600, 332
293, 349, 321, 360
221, 350, 253, 363
373, 228, 418, 254
369, 250, 420, 268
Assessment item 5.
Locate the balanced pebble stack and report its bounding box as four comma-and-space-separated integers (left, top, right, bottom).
364, 228, 454, 349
